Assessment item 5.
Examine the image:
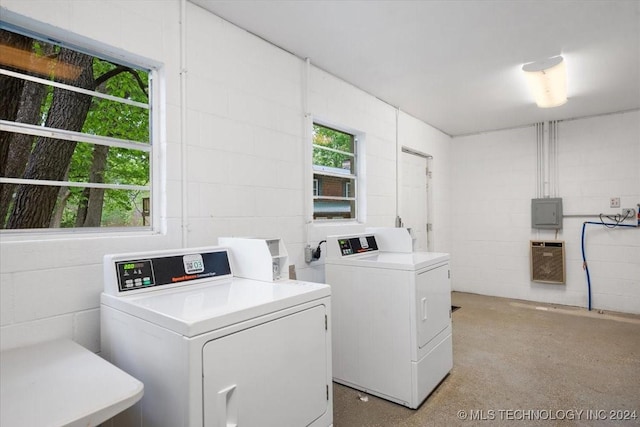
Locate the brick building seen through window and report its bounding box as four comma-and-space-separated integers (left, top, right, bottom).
312, 124, 356, 220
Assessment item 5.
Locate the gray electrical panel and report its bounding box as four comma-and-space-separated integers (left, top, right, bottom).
531, 198, 563, 229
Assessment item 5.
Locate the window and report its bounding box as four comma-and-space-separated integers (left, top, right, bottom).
312, 123, 356, 220
0, 27, 152, 230
344, 181, 351, 198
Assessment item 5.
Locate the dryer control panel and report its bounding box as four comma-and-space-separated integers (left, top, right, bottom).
109, 249, 232, 293
337, 235, 378, 256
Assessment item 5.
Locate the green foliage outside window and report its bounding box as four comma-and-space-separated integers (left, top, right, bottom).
0, 28, 152, 229
312, 124, 354, 173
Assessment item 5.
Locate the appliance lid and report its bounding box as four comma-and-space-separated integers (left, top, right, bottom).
101, 278, 330, 337
326, 251, 449, 270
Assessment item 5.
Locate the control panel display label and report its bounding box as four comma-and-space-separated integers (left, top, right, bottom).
359, 237, 369, 249
116, 259, 155, 291
183, 254, 205, 274
115, 251, 232, 292
338, 236, 379, 256
338, 239, 353, 256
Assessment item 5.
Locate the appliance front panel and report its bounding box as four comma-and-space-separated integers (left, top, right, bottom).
412, 332, 453, 407
203, 305, 329, 427
416, 264, 451, 350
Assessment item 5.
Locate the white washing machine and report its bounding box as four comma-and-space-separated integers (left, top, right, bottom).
101, 245, 333, 427
325, 230, 452, 409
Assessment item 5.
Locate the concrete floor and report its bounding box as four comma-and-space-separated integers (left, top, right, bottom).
332, 292, 640, 426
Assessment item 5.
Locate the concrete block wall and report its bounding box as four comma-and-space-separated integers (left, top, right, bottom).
302, 66, 400, 282
451, 110, 640, 313
3, 0, 634, 359
0, 0, 183, 353
0, 0, 452, 351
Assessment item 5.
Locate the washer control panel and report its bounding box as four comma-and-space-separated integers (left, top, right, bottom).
115, 250, 231, 292
117, 260, 155, 290
337, 235, 378, 256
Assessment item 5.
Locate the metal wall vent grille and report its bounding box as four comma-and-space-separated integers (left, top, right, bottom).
530, 240, 565, 284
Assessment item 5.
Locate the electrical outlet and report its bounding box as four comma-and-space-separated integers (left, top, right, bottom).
610, 197, 620, 208
622, 208, 636, 218
304, 245, 313, 263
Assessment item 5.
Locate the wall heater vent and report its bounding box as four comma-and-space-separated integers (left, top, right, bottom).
530, 240, 565, 284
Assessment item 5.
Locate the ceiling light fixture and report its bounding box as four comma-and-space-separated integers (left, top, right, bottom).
522, 56, 567, 108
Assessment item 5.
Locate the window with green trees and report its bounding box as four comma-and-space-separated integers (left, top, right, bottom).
312, 123, 357, 220
0, 27, 152, 230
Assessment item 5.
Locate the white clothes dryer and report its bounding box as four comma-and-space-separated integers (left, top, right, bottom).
101, 246, 332, 427
325, 232, 452, 409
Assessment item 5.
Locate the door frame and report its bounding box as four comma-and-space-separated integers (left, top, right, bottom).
399, 146, 433, 251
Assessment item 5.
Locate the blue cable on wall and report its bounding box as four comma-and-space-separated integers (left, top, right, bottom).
581, 220, 637, 311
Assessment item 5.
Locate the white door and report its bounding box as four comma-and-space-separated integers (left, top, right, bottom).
399, 150, 430, 251
415, 264, 451, 349
203, 305, 329, 427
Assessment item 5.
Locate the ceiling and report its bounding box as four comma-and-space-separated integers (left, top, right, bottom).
190, 0, 640, 136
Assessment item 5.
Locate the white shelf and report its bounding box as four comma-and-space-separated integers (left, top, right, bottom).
0, 339, 143, 427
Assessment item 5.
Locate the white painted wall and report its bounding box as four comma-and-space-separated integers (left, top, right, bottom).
5, 0, 633, 358
0, 0, 183, 353
451, 110, 640, 314
0, 1, 452, 352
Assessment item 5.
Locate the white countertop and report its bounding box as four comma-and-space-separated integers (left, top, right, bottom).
0, 339, 143, 427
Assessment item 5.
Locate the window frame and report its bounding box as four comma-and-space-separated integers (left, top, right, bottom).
0, 21, 162, 236
344, 181, 351, 198
311, 122, 360, 222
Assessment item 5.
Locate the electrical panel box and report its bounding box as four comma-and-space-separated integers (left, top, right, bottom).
531, 198, 563, 229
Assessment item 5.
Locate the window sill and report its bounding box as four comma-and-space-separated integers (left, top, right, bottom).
0, 227, 160, 243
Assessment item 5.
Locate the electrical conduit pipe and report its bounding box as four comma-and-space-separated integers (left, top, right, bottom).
581, 221, 637, 311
